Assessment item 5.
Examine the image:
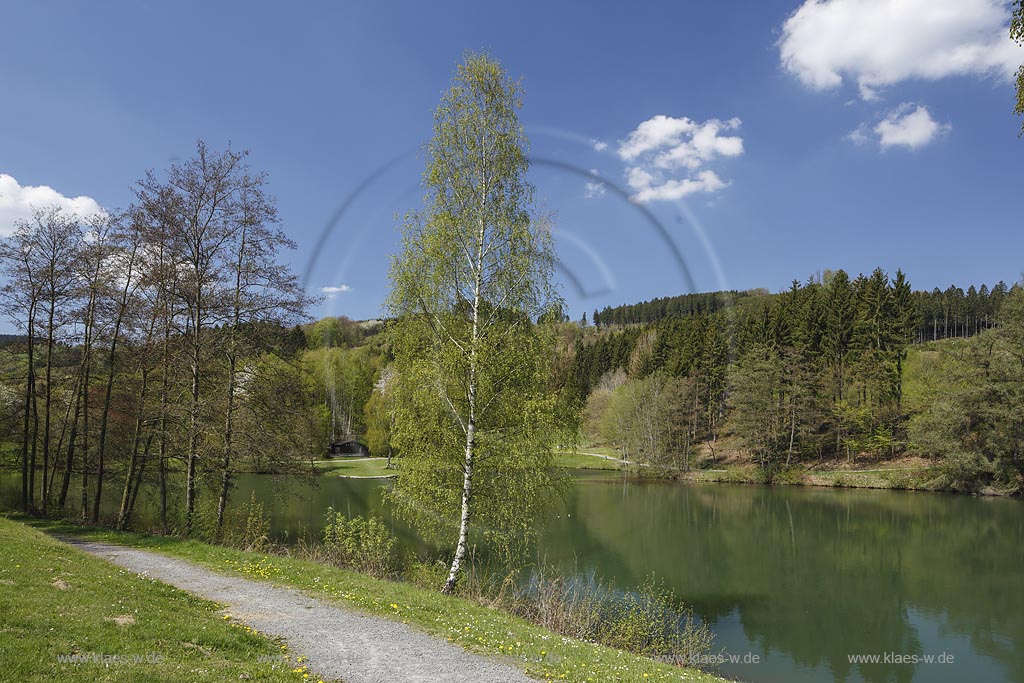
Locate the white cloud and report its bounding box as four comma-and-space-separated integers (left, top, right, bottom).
779, 0, 1023, 100
320, 284, 352, 299
583, 169, 607, 199
845, 125, 871, 146
617, 115, 742, 203
874, 103, 951, 149
0, 173, 103, 236
591, 139, 608, 152
630, 170, 728, 203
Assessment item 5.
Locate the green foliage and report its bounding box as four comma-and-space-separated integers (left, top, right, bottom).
596, 577, 713, 661
302, 345, 377, 439
363, 370, 397, 462
220, 492, 272, 552
385, 52, 563, 576
569, 268, 1015, 472
322, 509, 401, 578
306, 316, 366, 349
909, 288, 1024, 493
729, 345, 786, 473
587, 371, 693, 468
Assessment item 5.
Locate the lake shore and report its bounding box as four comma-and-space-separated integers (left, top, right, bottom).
6, 514, 732, 683
557, 449, 1019, 497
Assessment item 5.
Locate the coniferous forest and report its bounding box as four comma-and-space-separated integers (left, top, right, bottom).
567, 268, 1024, 492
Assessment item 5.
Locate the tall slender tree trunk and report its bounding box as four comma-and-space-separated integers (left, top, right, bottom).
92, 326, 122, 524
80, 341, 93, 521
215, 354, 237, 538
50, 358, 84, 503
58, 379, 82, 509
117, 366, 150, 529
29, 358, 39, 509
124, 430, 155, 530
217, 225, 247, 538
185, 327, 201, 536
442, 216, 485, 596
158, 300, 171, 535
93, 247, 136, 524
41, 305, 56, 510
20, 304, 36, 513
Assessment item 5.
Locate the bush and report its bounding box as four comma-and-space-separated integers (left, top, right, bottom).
934, 451, 991, 493
477, 568, 715, 665
882, 470, 915, 490
222, 492, 272, 552
773, 467, 806, 486
404, 559, 450, 590
321, 509, 401, 578
596, 577, 714, 661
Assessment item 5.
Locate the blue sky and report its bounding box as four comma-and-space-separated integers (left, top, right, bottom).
2, 0, 1022, 323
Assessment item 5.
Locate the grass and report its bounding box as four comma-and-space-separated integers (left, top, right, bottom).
680, 464, 939, 491
313, 457, 395, 478
553, 450, 625, 471
316, 452, 627, 474
0, 515, 318, 683
18, 515, 729, 683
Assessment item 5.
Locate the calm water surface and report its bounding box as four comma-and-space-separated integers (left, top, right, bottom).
5, 469, 1021, 683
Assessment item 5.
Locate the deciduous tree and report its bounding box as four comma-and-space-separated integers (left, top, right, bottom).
387, 52, 561, 594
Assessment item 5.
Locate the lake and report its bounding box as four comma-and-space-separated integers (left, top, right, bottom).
4, 469, 1022, 682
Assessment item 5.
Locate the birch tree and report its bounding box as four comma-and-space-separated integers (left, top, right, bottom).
387, 53, 561, 594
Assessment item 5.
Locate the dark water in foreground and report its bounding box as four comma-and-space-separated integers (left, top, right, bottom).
4, 469, 1022, 683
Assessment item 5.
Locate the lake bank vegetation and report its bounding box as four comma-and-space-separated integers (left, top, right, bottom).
7, 512, 725, 683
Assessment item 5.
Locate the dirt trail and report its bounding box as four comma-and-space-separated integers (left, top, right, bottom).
59, 537, 534, 683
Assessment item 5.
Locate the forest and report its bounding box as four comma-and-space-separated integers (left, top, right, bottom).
571, 269, 1024, 493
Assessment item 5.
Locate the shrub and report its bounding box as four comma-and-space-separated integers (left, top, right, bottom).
595, 577, 714, 661
321, 509, 401, 578
220, 492, 272, 552
934, 451, 992, 493
882, 470, 914, 490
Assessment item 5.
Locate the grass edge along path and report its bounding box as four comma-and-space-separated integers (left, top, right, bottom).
19, 515, 731, 683
0, 515, 321, 683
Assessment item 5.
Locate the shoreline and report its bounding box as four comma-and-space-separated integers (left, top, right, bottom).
557, 450, 1019, 498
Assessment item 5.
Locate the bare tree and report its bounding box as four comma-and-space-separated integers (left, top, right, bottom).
135, 143, 247, 534
215, 172, 307, 536
0, 221, 42, 511
91, 212, 146, 523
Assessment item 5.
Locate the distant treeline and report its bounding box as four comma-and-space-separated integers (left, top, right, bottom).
590, 290, 756, 327
566, 267, 1024, 492
590, 274, 1016, 344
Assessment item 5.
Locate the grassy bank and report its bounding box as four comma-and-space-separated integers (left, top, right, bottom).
313, 457, 396, 478
678, 463, 941, 491
15, 515, 730, 683
0, 516, 315, 683
553, 450, 625, 471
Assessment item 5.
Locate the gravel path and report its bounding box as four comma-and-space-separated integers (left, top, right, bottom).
59, 537, 534, 683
